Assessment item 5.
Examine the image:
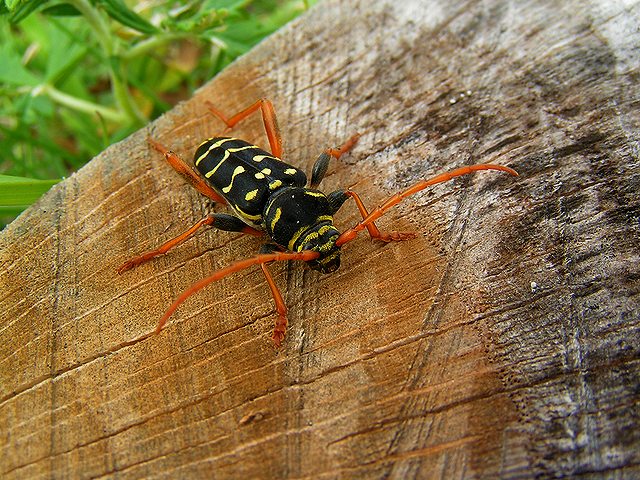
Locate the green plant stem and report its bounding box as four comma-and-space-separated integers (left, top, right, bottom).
37, 84, 125, 123
66, 0, 113, 55
121, 32, 193, 60
110, 58, 146, 125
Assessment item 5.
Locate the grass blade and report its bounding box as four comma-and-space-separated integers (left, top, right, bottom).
0, 174, 60, 206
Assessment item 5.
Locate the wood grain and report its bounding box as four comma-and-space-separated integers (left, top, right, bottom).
1, 0, 639, 478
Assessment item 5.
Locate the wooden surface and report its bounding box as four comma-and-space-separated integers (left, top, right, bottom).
1, 0, 639, 478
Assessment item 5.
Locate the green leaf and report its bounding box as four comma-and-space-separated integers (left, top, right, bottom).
0, 174, 59, 207
41, 3, 81, 16
5, 0, 25, 10
202, 0, 249, 10
0, 205, 30, 215
45, 33, 88, 83
0, 43, 41, 86
97, 0, 158, 34
8, 0, 48, 23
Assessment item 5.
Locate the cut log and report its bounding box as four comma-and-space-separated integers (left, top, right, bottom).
1, 0, 638, 478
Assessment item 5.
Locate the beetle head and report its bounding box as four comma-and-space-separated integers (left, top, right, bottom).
298, 223, 342, 273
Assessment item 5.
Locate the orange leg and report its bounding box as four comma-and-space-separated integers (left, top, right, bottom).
148, 138, 226, 204
337, 164, 518, 246
206, 98, 283, 158
117, 214, 263, 274
260, 263, 288, 347
155, 250, 320, 335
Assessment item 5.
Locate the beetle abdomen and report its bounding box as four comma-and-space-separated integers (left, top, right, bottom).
194, 137, 307, 226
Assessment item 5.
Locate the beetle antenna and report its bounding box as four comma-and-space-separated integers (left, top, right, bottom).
156, 250, 320, 333
336, 164, 518, 246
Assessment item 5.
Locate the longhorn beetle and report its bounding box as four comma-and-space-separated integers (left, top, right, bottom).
118, 99, 518, 347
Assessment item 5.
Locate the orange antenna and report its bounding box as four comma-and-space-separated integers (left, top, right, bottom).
337, 164, 518, 247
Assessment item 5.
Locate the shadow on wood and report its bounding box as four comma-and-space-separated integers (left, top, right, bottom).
1, 0, 639, 478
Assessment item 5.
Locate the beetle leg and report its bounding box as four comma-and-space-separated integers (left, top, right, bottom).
148, 137, 226, 204
325, 189, 415, 242
205, 98, 283, 158
310, 133, 361, 188
260, 263, 288, 348
117, 214, 263, 274
257, 243, 289, 347
155, 250, 320, 335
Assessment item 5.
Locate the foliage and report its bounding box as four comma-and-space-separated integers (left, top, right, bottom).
0, 0, 314, 226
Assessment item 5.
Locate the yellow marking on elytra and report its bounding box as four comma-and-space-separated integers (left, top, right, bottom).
284, 168, 297, 175
222, 165, 245, 193
245, 189, 258, 201
261, 168, 272, 175
255, 172, 265, 179
304, 191, 325, 198
196, 138, 234, 166
269, 180, 283, 190
204, 150, 230, 178
270, 208, 282, 231
228, 145, 258, 153
233, 205, 261, 222
252, 155, 275, 162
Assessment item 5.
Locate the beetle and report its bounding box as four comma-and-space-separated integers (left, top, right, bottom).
118, 99, 518, 346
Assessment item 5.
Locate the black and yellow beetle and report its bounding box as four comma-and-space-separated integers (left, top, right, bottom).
118, 99, 518, 346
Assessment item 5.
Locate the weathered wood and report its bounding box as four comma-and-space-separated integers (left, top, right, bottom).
1, 0, 639, 478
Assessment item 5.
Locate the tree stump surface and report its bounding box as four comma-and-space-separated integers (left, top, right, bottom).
1, 0, 639, 478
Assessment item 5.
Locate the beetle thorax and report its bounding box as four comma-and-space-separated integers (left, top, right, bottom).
263, 187, 342, 273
